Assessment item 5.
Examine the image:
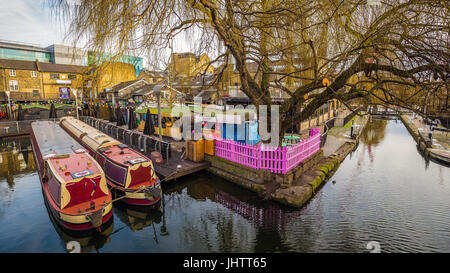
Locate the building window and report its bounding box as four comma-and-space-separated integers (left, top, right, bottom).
9, 69, 16, 76
50, 74, 60, 79
9, 80, 19, 91
33, 90, 40, 97
31, 71, 37, 77
68, 74, 77, 80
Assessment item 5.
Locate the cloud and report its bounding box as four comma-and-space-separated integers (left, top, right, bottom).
0, 0, 67, 47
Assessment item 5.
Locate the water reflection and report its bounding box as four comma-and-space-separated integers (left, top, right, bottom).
161, 174, 302, 252
165, 175, 302, 231
281, 119, 450, 252
359, 119, 388, 164
0, 137, 35, 188
45, 198, 114, 253
114, 202, 162, 232
360, 119, 388, 145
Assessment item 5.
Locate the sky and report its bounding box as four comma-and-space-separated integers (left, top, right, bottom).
0, 0, 67, 47
0, 0, 213, 69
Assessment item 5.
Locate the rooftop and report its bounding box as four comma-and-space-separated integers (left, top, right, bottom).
0, 58, 86, 73
0, 39, 50, 53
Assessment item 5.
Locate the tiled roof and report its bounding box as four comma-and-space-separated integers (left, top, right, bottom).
0, 59, 38, 70
140, 69, 166, 78
0, 58, 86, 73
110, 80, 140, 93
38, 62, 86, 73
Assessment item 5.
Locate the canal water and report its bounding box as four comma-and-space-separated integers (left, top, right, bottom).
0, 119, 448, 253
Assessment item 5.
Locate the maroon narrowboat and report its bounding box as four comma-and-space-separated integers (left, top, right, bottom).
30, 121, 113, 231
59, 117, 162, 206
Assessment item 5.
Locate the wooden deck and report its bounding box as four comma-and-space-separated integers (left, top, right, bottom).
0, 119, 59, 138
0, 121, 31, 138
80, 116, 210, 183
154, 149, 210, 182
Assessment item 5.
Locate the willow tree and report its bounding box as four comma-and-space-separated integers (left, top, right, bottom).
51, 0, 449, 141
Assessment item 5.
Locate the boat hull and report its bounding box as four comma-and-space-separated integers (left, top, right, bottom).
30, 122, 113, 231
42, 185, 114, 231
108, 179, 162, 206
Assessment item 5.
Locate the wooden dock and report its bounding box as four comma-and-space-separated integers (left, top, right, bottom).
153, 149, 210, 181
1, 116, 211, 181
0, 119, 60, 138
80, 116, 210, 182
0, 120, 32, 138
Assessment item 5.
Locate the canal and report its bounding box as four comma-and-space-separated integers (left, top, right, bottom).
0, 119, 448, 253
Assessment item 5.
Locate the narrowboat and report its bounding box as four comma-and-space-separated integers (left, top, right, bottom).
30, 121, 113, 231
59, 117, 162, 206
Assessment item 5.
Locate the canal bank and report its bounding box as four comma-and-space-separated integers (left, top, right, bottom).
268, 113, 370, 208
205, 113, 370, 209
399, 114, 450, 165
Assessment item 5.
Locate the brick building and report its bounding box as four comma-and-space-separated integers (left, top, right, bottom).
0, 59, 85, 101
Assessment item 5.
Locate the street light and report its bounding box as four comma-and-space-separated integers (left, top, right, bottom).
153, 84, 164, 147
71, 88, 79, 120
5, 91, 12, 120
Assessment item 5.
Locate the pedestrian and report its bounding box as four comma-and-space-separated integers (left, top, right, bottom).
429, 124, 434, 141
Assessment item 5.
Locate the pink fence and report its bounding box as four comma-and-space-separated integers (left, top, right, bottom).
215, 129, 321, 174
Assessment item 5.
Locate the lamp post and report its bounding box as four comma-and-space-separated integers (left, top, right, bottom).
72, 88, 79, 120
153, 84, 164, 152
5, 91, 12, 120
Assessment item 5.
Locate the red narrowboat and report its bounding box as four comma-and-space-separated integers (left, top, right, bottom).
30, 121, 113, 231
59, 117, 162, 206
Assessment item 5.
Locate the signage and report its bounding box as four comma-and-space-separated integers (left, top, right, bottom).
59, 87, 71, 99
216, 114, 242, 124
56, 79, 72, 84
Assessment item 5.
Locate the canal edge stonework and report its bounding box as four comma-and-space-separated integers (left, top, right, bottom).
398, 114, 450, 165
206, 114, 371, 209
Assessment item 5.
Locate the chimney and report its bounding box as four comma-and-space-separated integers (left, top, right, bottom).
35, 59, 41, 72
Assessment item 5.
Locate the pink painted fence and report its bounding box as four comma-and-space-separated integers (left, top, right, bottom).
215, 129, 321, 174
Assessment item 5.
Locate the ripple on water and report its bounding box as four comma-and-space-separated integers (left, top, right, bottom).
0, 120, 449, 252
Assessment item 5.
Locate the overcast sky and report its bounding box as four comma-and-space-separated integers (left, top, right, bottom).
0, 0, 215, 69
0, 0, 68, 47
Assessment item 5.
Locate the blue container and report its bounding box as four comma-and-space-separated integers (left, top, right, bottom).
221, 121, 260, 145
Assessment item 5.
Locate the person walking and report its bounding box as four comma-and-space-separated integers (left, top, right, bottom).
429, 124, 434, 141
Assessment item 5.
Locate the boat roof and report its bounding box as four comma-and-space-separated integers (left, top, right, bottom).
59, 117, 151, 167
100, 145, 150, 167
31, 121, 84, 157
60, 117, 121, 150
47, 153, 102, 183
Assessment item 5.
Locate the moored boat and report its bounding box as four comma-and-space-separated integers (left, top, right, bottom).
30, 121, 113, 231
59, 117, 162, 206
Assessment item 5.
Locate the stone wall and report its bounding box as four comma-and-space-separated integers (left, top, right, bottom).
204, 148, 323, 192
